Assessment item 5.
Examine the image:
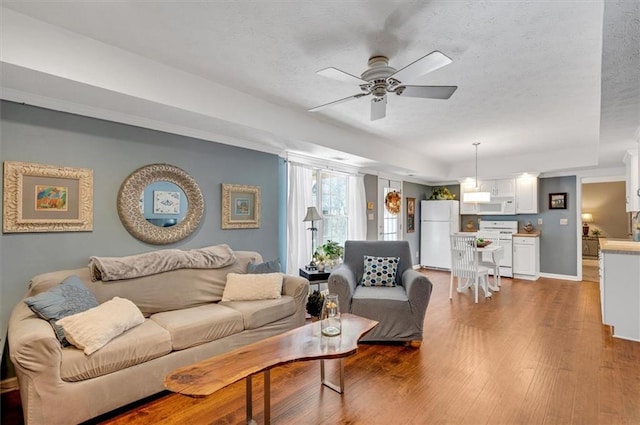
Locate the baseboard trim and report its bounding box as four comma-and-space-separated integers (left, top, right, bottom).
539, 272, 580, 281
1, 377, 19, 393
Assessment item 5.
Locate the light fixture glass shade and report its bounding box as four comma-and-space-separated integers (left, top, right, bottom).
303, 206, 322, 222
463, 191, 491, 203
581, 213, 593, 223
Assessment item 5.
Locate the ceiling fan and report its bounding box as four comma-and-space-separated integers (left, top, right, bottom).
309, 51, 457, 121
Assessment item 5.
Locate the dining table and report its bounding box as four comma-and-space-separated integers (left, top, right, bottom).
477, 244, 504, 292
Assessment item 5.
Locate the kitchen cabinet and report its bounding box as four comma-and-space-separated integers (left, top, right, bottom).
624, 149, 639, 212
480, 178, 516, 198
513, 236, 539, 280
599, 240, 640, 341
515, 175, 538, 214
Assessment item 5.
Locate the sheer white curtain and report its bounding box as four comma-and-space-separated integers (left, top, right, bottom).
286, 163, 314, 274
347, 174, 367, 240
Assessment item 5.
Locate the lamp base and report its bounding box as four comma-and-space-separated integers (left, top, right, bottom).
582, 224, 589, 236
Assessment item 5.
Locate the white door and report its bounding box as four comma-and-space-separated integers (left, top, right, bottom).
421, 220, 452, 269
378, 179, 402, 240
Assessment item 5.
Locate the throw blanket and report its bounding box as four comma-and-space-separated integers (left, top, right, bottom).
89, 244, 236, 282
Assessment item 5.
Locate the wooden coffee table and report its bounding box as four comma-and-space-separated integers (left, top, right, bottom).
164, 313, 377, 424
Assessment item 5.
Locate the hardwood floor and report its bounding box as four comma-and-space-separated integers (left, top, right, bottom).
3, 270, 640, 424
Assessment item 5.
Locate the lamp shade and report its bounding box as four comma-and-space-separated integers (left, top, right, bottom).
303, 206, 322, 222
581, 213, 593, 223
463, 191, 491, 203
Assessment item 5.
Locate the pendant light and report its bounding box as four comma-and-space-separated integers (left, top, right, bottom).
463, 142, 491, 203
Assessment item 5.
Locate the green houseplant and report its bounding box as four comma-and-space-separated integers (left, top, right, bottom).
313, 240, 344, 270
428, 186, 456, 200
306, 289, 325, 319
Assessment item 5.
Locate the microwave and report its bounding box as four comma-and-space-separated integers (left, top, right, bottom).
477, 198, 516, 215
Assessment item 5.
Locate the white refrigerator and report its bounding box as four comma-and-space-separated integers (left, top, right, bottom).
420, 200, 460, 270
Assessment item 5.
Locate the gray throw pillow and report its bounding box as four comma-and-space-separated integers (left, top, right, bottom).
247, 259, 281, 274
24, 274, 99, 346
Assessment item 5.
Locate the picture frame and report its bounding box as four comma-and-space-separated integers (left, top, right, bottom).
221, 183, 261, 229
406, 197, 416, 233
549, 192, 567, 210
3, 161, 93, 233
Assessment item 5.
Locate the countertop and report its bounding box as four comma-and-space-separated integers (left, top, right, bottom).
599, 238, 640, 254
514, 231, 541, 237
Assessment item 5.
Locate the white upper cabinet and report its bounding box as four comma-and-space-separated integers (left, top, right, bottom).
624, 149, 639, 212
479, 178, 516, 198
515, 175, 539, 214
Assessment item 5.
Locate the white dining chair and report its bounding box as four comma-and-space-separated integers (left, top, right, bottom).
449, 233, 491, 303
476, 230, 501, 288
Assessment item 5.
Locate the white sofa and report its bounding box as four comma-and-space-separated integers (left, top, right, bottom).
8, 250, 308, 425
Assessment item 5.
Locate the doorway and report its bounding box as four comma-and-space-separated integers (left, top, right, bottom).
580, 178, 627, 282
378, 179, 402, 240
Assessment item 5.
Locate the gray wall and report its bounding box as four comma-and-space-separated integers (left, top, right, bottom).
462, 175, 578, 276
0, 101, 281, 365
364, 174, 378, 240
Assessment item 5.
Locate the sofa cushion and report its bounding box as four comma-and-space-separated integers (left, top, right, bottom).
82, 251, 264, 315
60, 319, 172, 382
57, 297, 145, 355
222, 296, 296, 330
150, 304, 244, 351
361, 256, 400, 287
24, 274, 99, 346
222, 273, 283, 301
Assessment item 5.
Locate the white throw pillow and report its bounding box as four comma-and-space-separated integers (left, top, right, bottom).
57, 297, 144, 355
222, 272, 283, 301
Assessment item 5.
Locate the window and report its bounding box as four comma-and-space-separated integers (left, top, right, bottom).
312, 170, 348, 246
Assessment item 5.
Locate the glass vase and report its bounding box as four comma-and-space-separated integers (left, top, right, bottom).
321, 294, 341, 336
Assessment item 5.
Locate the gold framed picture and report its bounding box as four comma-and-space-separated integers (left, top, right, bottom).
3, 161, 93, 233
221, 183, 261, 229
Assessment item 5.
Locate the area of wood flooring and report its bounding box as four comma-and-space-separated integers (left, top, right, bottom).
4, 270, 640, 425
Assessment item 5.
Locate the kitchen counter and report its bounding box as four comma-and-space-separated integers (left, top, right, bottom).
600, 238, 640, 254
514, 231, 541, 237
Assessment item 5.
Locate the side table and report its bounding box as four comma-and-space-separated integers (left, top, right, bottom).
299, 268, 331, 291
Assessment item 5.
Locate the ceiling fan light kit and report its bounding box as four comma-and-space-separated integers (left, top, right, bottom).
310, 50, 458, 121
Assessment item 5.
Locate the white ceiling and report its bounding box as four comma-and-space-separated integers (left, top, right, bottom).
1, 1, 639, 183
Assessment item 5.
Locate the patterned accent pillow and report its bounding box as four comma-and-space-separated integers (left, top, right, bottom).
24, 275, 98, 346
361, 256, 400, 287
247, 258, 281, 274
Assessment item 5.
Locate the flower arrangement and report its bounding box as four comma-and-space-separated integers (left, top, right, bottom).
429, 186, 456, 200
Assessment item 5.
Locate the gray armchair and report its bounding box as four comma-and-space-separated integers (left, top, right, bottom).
328, 240, 433, 346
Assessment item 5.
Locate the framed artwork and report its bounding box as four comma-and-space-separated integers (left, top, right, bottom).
549, 192, 567, 210
221, 183, 261, 229
3, 161, 93, 233
406, 197, 416, 233
153, 190, 181, 214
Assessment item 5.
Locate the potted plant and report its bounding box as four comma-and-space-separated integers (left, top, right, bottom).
314, 240, 344, 270
428, 186, 456, 200
306, 289, 324, 320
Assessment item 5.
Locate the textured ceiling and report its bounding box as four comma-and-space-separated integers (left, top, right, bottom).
1, 1, 639, 182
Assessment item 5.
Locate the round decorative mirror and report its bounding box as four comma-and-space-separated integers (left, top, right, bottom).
117, 164, 204, 244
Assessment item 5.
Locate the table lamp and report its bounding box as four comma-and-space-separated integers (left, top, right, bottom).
581, 213, 593, 236
303, 206, 322, 270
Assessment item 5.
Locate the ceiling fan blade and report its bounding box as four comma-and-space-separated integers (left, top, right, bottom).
397, 85, 458, 99
371, 96, 387, 121
317, 67, 370, 85
308, 93, 368, 112
389, 51, 453, 84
